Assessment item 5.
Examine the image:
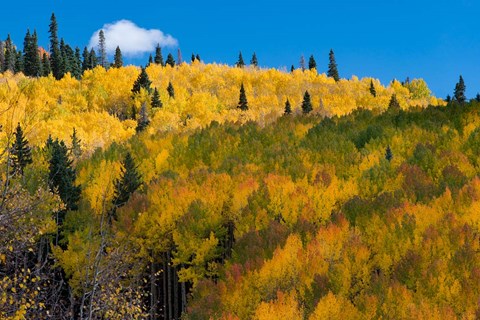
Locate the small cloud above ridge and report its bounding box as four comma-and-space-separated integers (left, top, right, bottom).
88, 20, 178, 56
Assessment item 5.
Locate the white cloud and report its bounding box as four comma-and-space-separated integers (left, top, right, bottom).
88, 20, 178, 56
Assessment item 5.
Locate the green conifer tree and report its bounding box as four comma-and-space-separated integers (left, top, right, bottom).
385, 145, 393, 162
136, 103, 150, 133
237, 83, 248, 111
82, 47, 90, 71
113, 46, 123, 68
454, 75, 466, 104
388, 94, 401, 110
167, 81, 175, 98
327, 49, 339, 81
147, 54, 153, 66
191, 53, 196, 63
23, 29, 41, 77
151, 88, 162, 108
72, 47, 82, 79
42, 53, 51, 76
290, 65, 295, 73
15, 50, 24, 74
70, 128, 82, 159
49, 13, 63, 79
131, 67, 152, 95
10, 123, 33, 176
236, 51, 245, 68
370, 80, 376, 97
284, 99, 292, 115
154, 44, 164, 65
97, 29, 108, 68
166, 53, 175, 67
250, 52, 258, 67
0, 41, 4, 71
89, 48, 97, 68
3, 35, 16, 72
301, 91, 313, 114
308, 55, 316, 70
196, 54, 201, 62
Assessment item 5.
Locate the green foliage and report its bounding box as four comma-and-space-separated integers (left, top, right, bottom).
113, 46, 123, 68
454, 75, 466, 104
154, 44, 164, 66
167, 81, 175, 98
166, 53, 175, 67
236, 51, 245, 68
49, 13, 63, 79
136, 103, 150, 133
308, 54, 316, 70
369, 80, 376, 97
327, 49, 339, 81
10, 123, 33, 176
284, 99, 292, 115
301, 90, 312, 114
237, 83, 248, 111
70, 127, 82, 159
250, 52, 258, 67
132, 67, 152, 95
151, 87, 162, 108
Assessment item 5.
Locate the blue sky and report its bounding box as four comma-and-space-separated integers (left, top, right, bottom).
2, 0, 480, 98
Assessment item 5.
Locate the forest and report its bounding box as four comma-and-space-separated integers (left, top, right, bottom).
2, 13, 480, 320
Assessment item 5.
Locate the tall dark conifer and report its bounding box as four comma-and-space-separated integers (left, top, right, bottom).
132, 67, 152, 95
42, 53, 51, 76
97, 30, 107, 68
10, 123, 33, 176
154, 44, 164, 66
70, 128, 82, 159
327, 49, 339, 81
454, 75, 466, 104
388, 94, 401, 110
236, 52, 245, 68
167, 82, 175, 98
72, 47, 82, 79
82, 47, 90, 71
385, 145, 393, 162
237, 83, 248, 111
15, 50, 24, 74
113, 46, 123, 68
370, 80, 377, 97
284, 99, 292, 115
0, 41, 4, 71
308, 55, 316, 70
4, 35, 16, 72
49, 13, 63, 79
136, 103, 150, 133
89, 48, 97, 68
23, 29, 41, 77
166, 53, 175, 67
250, 52, 258, 67
151, 88, 162, 108
301, 91, 313, 114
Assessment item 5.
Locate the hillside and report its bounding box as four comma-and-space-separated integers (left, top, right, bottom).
3, 62, 480, 319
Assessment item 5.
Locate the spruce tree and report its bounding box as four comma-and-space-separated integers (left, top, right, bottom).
236, 51, 245, 68
97, 30, 107, 68
446, 95, 451, 103
23, 29, 41, 77
147, 54, 153, 66
167, 81, 175, 98
454, 75, 466, 104
191, 53, 196, 63
15, 50, 24, 74
10, 123, 33, 176
166, 53, 175, 67
49, 13, 63, 79
196, 54, 201, 62
476, 93, 480, 102
284, 99, 292, 115
151, 88, 162, 108
388, 94, 401, 110
131, 67, 152, 95
237, 83, 248, 111
136, 103, 150, 133
72, 47, 82, 79
308, 55, 316, 70
70, 128, 82, 159
290, 65, 295, 73
48, 139, 81, 211
42, 53, 51, 76
250, 52, 258, 67
327, 49, 339, 81
82, 47, 90, 71
0, 41, 4, 71
4, 35, 16, 72
59, 39, 68, 76
89, 48, 97, 68
369, 80, 376, 97
301, 90, 313, 114
385, 145, 393, 162
113, 46, 123, 68
154, 44, 164, 65
110, 152, 142, 222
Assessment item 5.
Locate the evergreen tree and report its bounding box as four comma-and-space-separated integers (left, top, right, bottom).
82, 47, 90, 71
147, 54, 153, 66
308, 55, 316, 70
154, 44, 164, 65
290, 65, 295, 73
284, 99, 292, 115
191, 53, 196, 63
48, 139, 81, 211
167, 81, 175, 98
131, 67, 152, 95
301, 90, 313, 114
49, 13, 63, 79
166, 53, 175, 67
4, 35, 16, 72
10, 123, 33, 176
299, 55, 306, 71
113, 46, 123, 68
110, 152, 142, 222
97, 30, 107, 68
151, 88, 162, 108
454, 75, 466, 104
327, 49, 339, 81
130, 105, 137, 120
0, 41, 4, 71
15, 50, 24, 74
89, 48, 97, 68
476, 93, 480, 103
236, 51, 245, 68
177, 48, 183, 64
385, 145, 393, 162
41, 53, 51, 76
369, 80, 376, 97
72, 47, 82, 79
446, 95, 452, 103
70, 128, 82, 159
250, 52, 258, 67
196, 54, 201, 62
23, 29, 41, 77
59, 39, 68, 76
237, 83, 248, 111
136, 103, 150, 133
388, 94, 401, 110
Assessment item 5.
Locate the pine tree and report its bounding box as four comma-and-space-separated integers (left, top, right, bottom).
70, 128, 82, 159
237, 83, 248, 111
385, 145, 393, 162
301, 90, 313, 114
147, 54, 153, 66
82, 47, 90, 71
15, 50, 24, 74
446, 95, 451, 103
151, 88, 162, 108
23, 29, 41, 77
49, 13, 63, 79
166, 53, 175, 67
97, 30, 107, 68
308, 55, 316, 70
0, 41, 4, 71
476, 93, 480, 102
72, 47, 82, 79
154, 44, 164, 65
250, 52, 258, 67
136, 103, 150, 133
110, 152, 142, 222
299, 55, 306, 71
454, 75, 466, 104
10, 123, 33, 176
113, 46, 123, 68
48, 139, 81, 211
89, 48, 97, 68
388, 94, 401, 110
191, 53, 196, 63
132, 67, 152, 95
236, 51, 245, 68
327, 49, 339, 81
59, 39, 68, 76
42, 53, 51, 76
196, 54, 201, 62
3, 35, 16, 72
284, 99, 292, 115
130, 105, 137, 120
290, 65, 295, 73
167, 81, 175, 98
369, 80, 376, 97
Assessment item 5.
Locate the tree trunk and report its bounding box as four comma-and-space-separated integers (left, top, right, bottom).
163, 253, 167, 320
173, 265, 178, 319
167, 251, 173, 320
